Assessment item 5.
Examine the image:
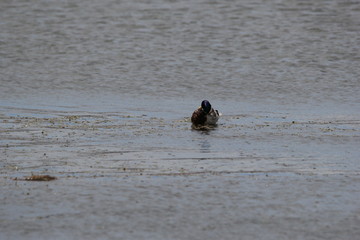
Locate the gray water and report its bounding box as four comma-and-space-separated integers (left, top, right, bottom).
1, 0, 360, 239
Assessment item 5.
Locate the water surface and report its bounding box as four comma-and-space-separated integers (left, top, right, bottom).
1, 0, 360, 239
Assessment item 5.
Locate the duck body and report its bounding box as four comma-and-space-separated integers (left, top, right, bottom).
191, 100, 220, 126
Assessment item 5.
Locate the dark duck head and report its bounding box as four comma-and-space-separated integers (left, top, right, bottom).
201, 100, 212, 114
191, 100, 220, 126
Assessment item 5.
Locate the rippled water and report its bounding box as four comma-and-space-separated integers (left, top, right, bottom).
1, 1, 360, 239
1, 0, 360, 107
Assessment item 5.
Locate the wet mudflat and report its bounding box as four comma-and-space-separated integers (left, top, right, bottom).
1, 100, 359, 240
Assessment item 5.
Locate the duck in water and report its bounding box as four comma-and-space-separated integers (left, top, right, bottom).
191, 100, 221, 127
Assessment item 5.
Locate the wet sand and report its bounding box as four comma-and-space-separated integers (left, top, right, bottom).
1, 101, 359, 239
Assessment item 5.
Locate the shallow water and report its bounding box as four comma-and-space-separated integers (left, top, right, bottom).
1, 0, 360, 239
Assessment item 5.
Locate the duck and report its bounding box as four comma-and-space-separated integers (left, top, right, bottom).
191, 100, 221, 126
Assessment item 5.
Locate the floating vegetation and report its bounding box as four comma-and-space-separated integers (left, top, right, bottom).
13, 175, 57, 181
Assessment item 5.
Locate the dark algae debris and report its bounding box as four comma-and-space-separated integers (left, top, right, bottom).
13, 175, 57, 181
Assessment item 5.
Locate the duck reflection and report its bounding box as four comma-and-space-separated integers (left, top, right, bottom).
200, 140, 211, 153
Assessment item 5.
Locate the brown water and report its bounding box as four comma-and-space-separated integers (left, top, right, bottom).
1, 0, 360, 239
